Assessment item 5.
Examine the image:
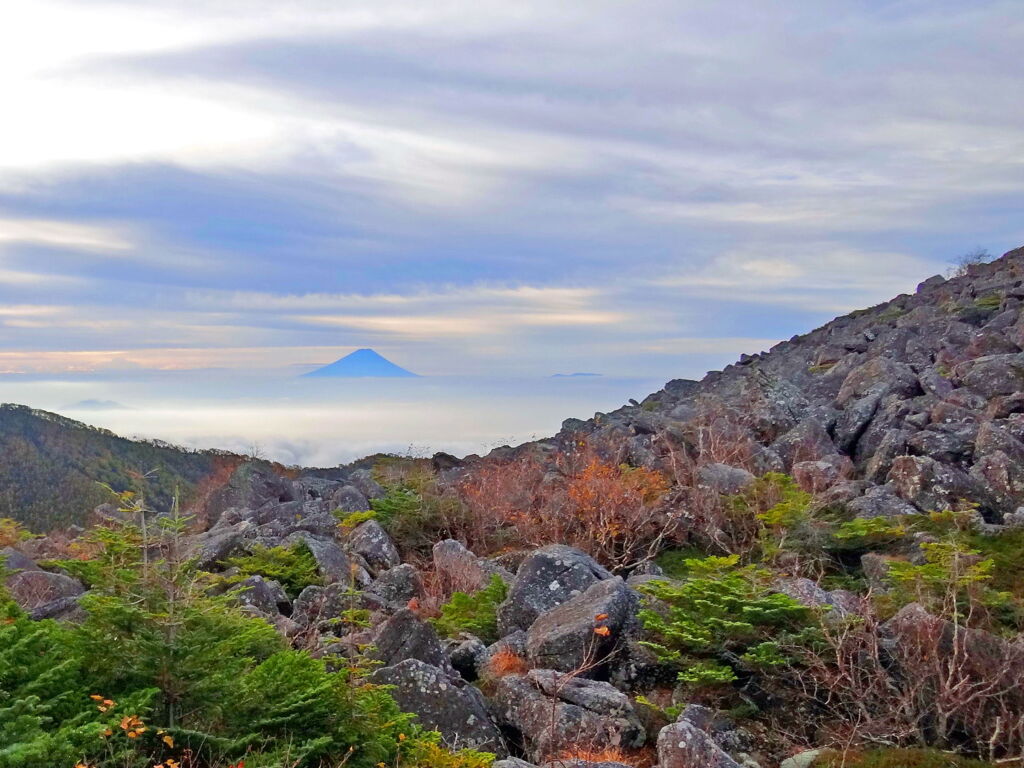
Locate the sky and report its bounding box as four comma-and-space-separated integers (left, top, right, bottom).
1, 0, 1024, 381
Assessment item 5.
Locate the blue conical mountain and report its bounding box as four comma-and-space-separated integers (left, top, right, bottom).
302, 348, 419, 378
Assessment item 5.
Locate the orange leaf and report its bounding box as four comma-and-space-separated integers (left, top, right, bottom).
593, 626, 611, 637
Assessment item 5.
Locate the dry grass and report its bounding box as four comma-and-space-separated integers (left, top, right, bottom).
484, 647, 530, 679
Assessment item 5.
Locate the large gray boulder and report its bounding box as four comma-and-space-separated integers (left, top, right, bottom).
835, 358, 920, 406
371, 659, 506, 755
346, 519, 400, 575
370, 608, 454, 674
492, 671, 645, 762
657, 719, 742, 768
332, 485, 371, 513
233, 575, 290, 616
284, 532, 361, 585
0, 547, 41, 574
206, 464, 295, 521
5, 569, 85, 613
497, 545, 612, 636
887, 455, 995, 513
526, 577, 637, 675
366, 563, 423, 607
696, 464, 755, 494
955, 352, 1024, 397
189, 524, 251, 570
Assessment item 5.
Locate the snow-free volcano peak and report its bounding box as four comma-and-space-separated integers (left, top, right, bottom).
301, 348, 420, 378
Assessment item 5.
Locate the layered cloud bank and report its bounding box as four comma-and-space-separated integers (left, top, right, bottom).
2, 0, 1022, 377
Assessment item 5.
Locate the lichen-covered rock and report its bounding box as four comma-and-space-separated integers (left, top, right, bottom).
291, 582, 384, 627
847, 486, 919, 519
497, 545, 612, 636
234, 575, 291, 616
346, 468, 385, 500
887, 455, 999, 514
492, 672, 645, 762
525, 577, 637, 675
346, 519, 400, 575
371, 659, 506, 755
366, 563, 423, 607
657, 719, 742, 768
955, 352, 1024, 398
370, 608, 454, 674
449, 635, 488, 681
189, 524, 251, 570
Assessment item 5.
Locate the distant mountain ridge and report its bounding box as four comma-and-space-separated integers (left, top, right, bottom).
302, 348, 419, 378
0, 404, 279, 532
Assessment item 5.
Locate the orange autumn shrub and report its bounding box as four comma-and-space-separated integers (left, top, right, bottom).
457, 442, 675, 571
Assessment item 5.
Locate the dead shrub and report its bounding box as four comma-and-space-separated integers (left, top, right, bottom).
484, 647, 530, 680
456, 442, 675, 570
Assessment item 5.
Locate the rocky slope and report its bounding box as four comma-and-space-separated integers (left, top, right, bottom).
5, 246, 1024, 768
521, 245, 1024, 528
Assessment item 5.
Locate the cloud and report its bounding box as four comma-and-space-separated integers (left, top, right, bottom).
0, 0, 1022, 379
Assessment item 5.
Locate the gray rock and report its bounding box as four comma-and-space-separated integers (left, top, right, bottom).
657, 719, 742, 768
284, 532, 358, 585
189, 524, 251, 569
371, 659, 506, 755
30, 594, 87, 622
207, 464, 295, 522
847, 486, 919, 519
780, 750, 824, 768
332, 485, 371, 513
526, 577, 637, 675
836, 358, 920, 407
771, 419, 838, 468
792, 457, 850, 493
696, 464, 756, 494
347, 468, 385, 500
292, 582, 382, 627
5, 569, 85, 613
678, 705, 753, 754
366, 563, 423, 606
371, 608, 454, 674
234, 575, 290, 616
528, 670, 641, 727
955, 352, 1024, 398
887, 455, 995, 513
433, 538, 513, 593
494, 760, 539, 768
498, 545, 612, 636
493, 673, 645, 761
346, 519, 400, 575
0, 547, 40, 573
775, 578, 860, 619
449, 636, 489, 681
861, 552, 893, 591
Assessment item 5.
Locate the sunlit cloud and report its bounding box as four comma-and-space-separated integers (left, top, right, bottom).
0, 0, 1021, 381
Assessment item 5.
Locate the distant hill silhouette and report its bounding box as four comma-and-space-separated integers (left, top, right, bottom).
302, 349, 419, 378
0, 404, 275, 531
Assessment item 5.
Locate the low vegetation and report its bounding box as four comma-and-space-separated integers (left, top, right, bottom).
0, 495, 494, 768
432, 573, 508, 645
